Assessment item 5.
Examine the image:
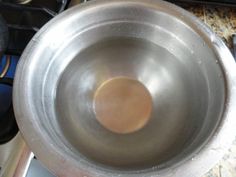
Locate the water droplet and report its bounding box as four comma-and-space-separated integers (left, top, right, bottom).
210, 35, 215, 42
216, 60, 219, 64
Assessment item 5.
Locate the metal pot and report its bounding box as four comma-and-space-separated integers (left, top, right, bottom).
13, 0, 236, 177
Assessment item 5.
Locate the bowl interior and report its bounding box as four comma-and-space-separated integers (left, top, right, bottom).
55, 36, 210, 169
26, 2, 226, 172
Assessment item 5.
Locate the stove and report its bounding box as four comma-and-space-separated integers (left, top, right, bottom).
0, 0, 71, 176
0, 0, 235, 177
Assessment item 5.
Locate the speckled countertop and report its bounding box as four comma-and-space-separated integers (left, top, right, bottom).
182, 4, 236, 177
186, 5, 236, 49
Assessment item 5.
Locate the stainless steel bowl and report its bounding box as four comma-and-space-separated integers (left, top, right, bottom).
13, 0, 236, 177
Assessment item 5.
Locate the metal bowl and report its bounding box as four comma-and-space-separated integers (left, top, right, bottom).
13, 0, 236, 177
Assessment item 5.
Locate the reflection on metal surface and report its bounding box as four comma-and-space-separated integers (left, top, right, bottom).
3, 0, 32, 4
16, 0, 32, 4
13, 146, 33, 177
0, 134, 33, 177
233, 34, 236, 60
69, 0, 87, 7
0, 56, 11, 78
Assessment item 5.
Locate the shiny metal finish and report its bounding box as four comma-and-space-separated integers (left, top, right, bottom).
17, 0, 32, 4
13, 0, 236, 177
0, 55, 10, 78
69, 0, 87, 7
0, 133, 33, 177
5, 0, 32, 4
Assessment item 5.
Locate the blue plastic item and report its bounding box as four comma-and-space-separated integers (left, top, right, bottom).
0, 55, 19, 116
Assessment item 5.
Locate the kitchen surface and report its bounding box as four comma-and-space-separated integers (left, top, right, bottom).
1, 0, 236, 177
187, 4, 236, 49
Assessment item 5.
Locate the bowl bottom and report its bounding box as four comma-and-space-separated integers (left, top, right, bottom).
55, 37, 208, 169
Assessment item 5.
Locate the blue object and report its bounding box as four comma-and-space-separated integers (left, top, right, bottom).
0, 55, 19, 116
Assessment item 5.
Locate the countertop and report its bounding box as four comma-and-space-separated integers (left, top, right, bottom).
184, 4, 236, 177
186, 5, 236, 49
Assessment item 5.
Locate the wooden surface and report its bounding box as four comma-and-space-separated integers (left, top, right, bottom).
183, 4, 236, 177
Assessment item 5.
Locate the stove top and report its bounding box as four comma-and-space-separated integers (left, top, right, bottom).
0, 0, 69, 55
0, 1, 70, 176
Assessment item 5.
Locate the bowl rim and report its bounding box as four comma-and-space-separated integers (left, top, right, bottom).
13, 0, 236, 177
